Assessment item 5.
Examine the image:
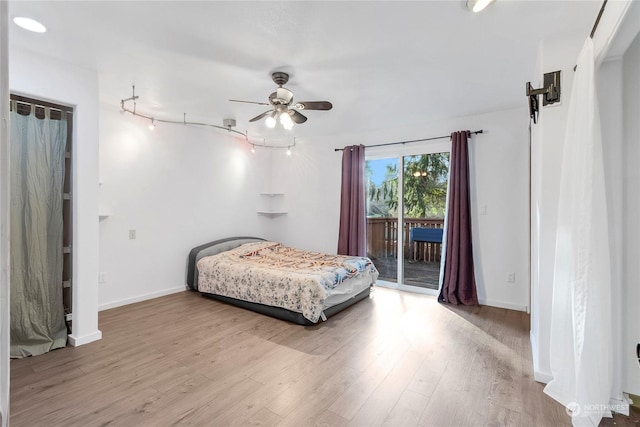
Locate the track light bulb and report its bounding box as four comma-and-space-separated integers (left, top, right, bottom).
286, 147, 292, 156
149, 119, 156, 131
251, 146, 256, 153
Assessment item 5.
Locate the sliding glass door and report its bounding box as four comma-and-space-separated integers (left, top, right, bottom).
366, 157, 399, 283
402, 153, 449, 289
366, 151, 449, 292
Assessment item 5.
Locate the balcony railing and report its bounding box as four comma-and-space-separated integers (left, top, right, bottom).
366, 217, 444, 263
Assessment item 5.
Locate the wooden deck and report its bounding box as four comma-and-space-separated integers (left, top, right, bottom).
372, 256, 441, 290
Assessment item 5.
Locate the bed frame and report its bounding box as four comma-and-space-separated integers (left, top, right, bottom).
186, 236, 372, 325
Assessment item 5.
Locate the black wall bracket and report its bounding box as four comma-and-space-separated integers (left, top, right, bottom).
526, 70, 561, 124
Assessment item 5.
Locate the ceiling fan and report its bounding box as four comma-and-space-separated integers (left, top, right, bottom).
230, 72, 332, 129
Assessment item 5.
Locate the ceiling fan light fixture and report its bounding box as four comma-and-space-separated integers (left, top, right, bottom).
265, 112, 278, 128
466, 0, 495, 13
280, 111, 293, 129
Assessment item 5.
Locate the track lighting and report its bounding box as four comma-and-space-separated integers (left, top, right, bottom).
120, 85, 293, 152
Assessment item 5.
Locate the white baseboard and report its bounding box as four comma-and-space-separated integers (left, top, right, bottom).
478, 297, 528, 312
99, 286, 187, 311
68, 330, 102, 347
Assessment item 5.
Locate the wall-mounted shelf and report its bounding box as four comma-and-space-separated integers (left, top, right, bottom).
99, 213, 112, 220
257, 211, 287, 218
258, 192, 286, 217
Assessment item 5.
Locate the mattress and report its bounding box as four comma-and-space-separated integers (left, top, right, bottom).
195, 240, 378, 323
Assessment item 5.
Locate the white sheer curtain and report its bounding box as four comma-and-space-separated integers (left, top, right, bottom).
543, 38, 614, 426
10, 103, 67, 357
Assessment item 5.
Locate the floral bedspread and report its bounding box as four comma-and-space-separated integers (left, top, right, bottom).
196, 241, 378, 323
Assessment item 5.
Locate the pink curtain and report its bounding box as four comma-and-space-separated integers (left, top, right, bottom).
337, 145, 366, 256
439, 131, 478, 305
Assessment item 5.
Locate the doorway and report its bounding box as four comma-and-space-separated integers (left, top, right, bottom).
9, 94, 73, 356
366, 151, 449, 292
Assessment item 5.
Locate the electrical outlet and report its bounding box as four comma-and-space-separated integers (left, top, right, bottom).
129, 229, 136, 239
506, 272, 515, 283
99, 272, 106, 284
480, 204, 487, 215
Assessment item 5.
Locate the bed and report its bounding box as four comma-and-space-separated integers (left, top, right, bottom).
186, 237, 378, 325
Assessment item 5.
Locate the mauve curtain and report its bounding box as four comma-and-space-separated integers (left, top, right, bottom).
337, 145, 366, 257
439, 130, 478, 305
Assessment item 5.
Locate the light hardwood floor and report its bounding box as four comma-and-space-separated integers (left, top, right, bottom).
10, 288, 639, 426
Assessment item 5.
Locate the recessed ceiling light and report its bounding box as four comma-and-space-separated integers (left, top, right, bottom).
13, 17, 47, 33
466, 0, 495, 13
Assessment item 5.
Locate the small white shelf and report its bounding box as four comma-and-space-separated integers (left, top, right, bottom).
257, 211, 287, 218
99, 213, 113, 220
258, 192, 285, 217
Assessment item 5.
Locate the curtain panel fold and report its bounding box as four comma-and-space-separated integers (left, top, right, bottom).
337, 144, 366, 257
439, 130, 478, 306
543, 37, 615, 427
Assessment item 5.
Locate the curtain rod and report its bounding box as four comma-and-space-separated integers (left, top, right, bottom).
573, 0, 608, 71
589, 0, 608, 39
10, 95, 73, 113
333, 129, 483, 151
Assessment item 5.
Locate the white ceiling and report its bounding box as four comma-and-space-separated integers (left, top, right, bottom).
8, 1, 602, 141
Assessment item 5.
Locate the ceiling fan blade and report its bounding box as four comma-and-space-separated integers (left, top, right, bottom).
249, 110, 273, 122
276, 87, 294, 105
229, 99, 270, 106
294, 101, 333, 111
290, 110, 307, 124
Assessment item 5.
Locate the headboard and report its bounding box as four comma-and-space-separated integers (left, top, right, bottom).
186, 236, 266, 291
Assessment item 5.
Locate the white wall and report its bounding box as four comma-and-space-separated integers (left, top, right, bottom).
530, 0, 639, 396
97, 104, 268, 309
530, 32, 585, 382
622, 31, 640, 396
599, 56, 626, 401
9, 48, 101, 346
0, 3, 9, 425
270, 107, 531, 312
